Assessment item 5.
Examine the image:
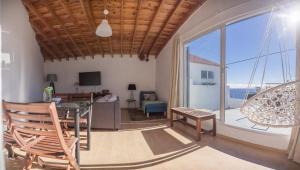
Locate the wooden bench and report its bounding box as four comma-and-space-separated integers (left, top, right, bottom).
170, 107, 216, 141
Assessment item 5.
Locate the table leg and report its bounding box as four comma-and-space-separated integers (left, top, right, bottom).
87, 108, 91, 150
170, 110, 174, 127
74, 109, 80, 164
196, 119, 201, 141
213, 116, 216, 136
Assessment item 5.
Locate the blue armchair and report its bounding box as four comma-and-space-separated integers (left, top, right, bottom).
139, 91, 167, 118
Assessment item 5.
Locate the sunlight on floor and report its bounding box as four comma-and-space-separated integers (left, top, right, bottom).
163, 128, 192, 145
5, 121, 299, 170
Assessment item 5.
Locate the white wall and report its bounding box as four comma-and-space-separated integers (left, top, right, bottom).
44, 56, 156, 108
189, 84, 220, 110
155, 0, 292, 150
1, 1, 44, 168
190, 63, 219, 85
0, 0, 3, 169
189, 63, 221, 110
1, 0, 44, 102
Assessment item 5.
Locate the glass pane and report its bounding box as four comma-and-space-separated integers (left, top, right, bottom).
186, 29, 221, 119
208, 71, 214, 79
225, 12, 295, 134
201, 71, 207, 79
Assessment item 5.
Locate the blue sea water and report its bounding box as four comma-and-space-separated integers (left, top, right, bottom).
230, 88, 256, 99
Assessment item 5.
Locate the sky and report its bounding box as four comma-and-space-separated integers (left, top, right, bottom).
187, 12, 297, 88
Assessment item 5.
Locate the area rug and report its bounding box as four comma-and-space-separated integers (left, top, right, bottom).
129, 109, 166, 121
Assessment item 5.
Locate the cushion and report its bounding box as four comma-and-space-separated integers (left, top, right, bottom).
149, 93, 156, 100
143, 94, 151, 100
143, 93, 156, 101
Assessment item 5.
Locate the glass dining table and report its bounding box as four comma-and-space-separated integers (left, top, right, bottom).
56, 101, 92, 164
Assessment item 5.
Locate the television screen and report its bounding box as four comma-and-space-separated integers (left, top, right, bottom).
79, 71, 101, 86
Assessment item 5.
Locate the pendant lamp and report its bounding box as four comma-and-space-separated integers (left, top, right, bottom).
96, 9, 112, 37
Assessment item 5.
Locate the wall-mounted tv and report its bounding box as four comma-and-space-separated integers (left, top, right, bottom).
79, 71, 101, 86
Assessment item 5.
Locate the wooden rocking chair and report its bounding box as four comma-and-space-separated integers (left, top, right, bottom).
3, 101, 80, 170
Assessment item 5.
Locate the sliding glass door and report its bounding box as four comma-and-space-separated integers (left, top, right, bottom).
186, 29, 221, 118
225, 12, 295, 134
185, 9, 296, 135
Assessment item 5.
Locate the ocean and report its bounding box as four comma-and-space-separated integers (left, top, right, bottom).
230, 88, 256, 99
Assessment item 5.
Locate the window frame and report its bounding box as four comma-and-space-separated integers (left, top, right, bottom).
184, 11, 277, 124
208, 71, 214, 79
201, 70, 208, 79
185, 28, 222, 116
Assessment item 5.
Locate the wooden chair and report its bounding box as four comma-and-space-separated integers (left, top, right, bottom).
3, 101, 80, 170
2, 106, 20, 159
3, 129, 17, 158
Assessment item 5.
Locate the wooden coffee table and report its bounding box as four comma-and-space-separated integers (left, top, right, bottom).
170, 107, 216, 141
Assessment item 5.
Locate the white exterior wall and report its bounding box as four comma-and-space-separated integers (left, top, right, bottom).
189, 63, 221, 110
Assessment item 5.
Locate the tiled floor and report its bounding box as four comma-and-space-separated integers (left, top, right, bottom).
4, 110, 300, 170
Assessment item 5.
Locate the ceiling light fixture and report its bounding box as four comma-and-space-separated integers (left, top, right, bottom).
96, 9, 112, 37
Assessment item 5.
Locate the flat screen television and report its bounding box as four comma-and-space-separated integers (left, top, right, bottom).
79, 71, 101, 86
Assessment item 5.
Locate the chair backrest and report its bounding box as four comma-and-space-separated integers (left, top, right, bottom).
54, 93, 70, 102
54, 93, 93, 103
3, 101, 69, 154
139, 91, 157, 107
70, 93, 93, 102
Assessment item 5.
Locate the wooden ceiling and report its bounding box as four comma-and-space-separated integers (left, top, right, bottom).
22, 0, 205, 61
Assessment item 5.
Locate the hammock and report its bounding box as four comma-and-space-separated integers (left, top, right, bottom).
240, 6, 300, 127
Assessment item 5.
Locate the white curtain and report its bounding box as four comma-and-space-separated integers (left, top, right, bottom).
288, 128, 300, 162
288, 21, 300, 163
167, 35, 184, 119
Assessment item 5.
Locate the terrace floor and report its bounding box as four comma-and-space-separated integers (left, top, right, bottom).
211, 108, 291, 135
224, 108, 292, 135
4, 110, 299, 170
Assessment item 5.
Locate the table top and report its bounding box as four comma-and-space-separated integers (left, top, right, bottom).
56, 101, 91, 108
126, 99, 136, 102
56, 101, 91, 116
171, 107, 215, 118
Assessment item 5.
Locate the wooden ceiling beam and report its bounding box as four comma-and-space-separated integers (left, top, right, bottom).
38, 39, 57, 61
79, 0, 104, 57
155, 1, 205, 56
45, 3, 88, 59
31, 23, 65, 60
146, 0, 185, 57
23, 0, 202, 60
130, 0, 143, 57
80, 0, 105, 57
104, 0, 114, 58
41, 48, 52, 62
59, 0, 97, 58
120, 0, 124, 57
22, 0, 76, 59
138, 0, 165, 57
